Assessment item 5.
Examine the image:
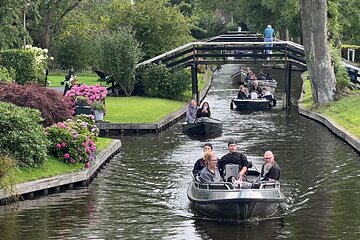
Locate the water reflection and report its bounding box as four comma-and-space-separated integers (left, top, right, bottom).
0, 64, 359, 239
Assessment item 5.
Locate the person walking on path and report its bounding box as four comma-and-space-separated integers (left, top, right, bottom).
264, 25, 275, 59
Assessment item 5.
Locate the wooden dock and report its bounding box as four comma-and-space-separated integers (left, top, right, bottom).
0, 139, 122, 204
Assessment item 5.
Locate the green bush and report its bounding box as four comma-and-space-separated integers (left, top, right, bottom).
97, 28, 143, 96
0, 152, 16, 193
140, 64, 191, 100
331, 46, 351, 90
0, 65, 16, 82
0, 46, 51, 85
0, 102, 49, 167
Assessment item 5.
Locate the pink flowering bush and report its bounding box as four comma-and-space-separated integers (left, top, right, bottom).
45, 115, 99, 165
63, 84, 107, 115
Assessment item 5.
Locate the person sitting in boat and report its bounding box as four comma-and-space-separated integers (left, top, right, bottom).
237, 85, 249, 100
257, 72, 267, 80
261, 87, 274, 101
249, 80, 262, 95
193, 143, 213, 177
196, 101, 211, 118
260, 151, 281, 180
186, 99, 198, 123
199, 152, 223, 183
218, 141, 249, 181
266, 73, 273, 80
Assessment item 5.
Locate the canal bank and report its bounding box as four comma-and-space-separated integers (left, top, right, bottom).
0, 139, 121, 204
96, 69, 214, 136
298, 77, 360, 152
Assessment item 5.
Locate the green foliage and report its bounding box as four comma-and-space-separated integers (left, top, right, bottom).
0, 102, 49, 167
0, 46, 51, 84
0, 65, 16, 82
140, 64, 191, 100
191, 10, 227, 39
330, 0, 360, 45
91, 100, 106, 112
330, 46, 350, 90
97, 28, 142, 96
0, 0, 34, 49
109, 0, 194, 59
0, 49, 37, 84
0, 152, 16, 193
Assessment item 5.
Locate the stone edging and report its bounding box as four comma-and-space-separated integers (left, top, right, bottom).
298, 81, 360, 152
0, 139, 122, 201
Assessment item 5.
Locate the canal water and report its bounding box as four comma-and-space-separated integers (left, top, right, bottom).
1, 64, 360, 240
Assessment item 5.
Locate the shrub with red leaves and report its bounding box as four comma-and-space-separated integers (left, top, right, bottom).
0, 82, 73, 127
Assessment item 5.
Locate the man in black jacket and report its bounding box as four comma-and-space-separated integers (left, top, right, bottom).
218, 141, 249, 181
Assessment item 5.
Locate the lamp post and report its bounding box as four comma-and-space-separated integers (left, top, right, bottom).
23, 2, 30, 48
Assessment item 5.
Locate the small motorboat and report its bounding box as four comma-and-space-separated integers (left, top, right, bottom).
245, 79, 278, 92
230, 98, 274, 111
182, 117, 223, 135
230, 69, 247, 84
187, 165, 286, 221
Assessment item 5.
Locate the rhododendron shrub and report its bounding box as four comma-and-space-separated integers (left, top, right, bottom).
63, 84, 107, 115
46, 115, 99, 165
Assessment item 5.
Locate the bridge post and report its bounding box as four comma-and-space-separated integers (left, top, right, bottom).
285, 63, 292, 108
191, 63, 199, 104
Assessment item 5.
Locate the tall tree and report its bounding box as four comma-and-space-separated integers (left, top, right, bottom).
28, 0, 83, 50
109, 0, 193, 60
0, 0, 37, 49
300, 0, 336, 105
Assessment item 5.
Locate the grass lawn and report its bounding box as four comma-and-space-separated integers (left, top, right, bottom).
302, 79, 360, 138
48, 74, 107, 87
13, 137, 113, 184
104, 96, 186, 123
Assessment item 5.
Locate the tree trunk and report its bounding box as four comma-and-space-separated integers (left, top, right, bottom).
300, 0, 336, 105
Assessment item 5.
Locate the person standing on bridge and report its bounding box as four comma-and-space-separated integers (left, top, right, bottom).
264, 25, 275, 59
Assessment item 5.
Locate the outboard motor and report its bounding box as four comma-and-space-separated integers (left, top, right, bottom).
225, 164, 239, 182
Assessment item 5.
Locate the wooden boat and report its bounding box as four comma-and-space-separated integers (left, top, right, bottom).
230, 98, 274, 111
182, 117, 223, 135
187, 165, 286, 220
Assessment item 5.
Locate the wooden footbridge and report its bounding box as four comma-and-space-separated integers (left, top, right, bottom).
137, 32, 307, 108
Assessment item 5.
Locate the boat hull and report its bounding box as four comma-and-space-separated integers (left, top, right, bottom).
231, 98, 272, 111
187, 181, 285, 220
231, 70, 247, 84
182, 117, 223, 135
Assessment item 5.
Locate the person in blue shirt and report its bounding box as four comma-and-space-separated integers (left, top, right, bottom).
264, 25, 275, 59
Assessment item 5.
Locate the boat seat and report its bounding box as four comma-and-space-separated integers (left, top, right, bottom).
197, 182, 234, 190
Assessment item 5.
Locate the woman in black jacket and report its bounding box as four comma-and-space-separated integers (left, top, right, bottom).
196, 101, 211, 118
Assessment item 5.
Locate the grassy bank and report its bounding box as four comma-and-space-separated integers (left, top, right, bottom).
104, 96, 185, 123
13, 137, 112, 184
302, 80, 360, 138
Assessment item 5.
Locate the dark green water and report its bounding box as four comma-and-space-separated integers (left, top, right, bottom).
0, 64, 359, 240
